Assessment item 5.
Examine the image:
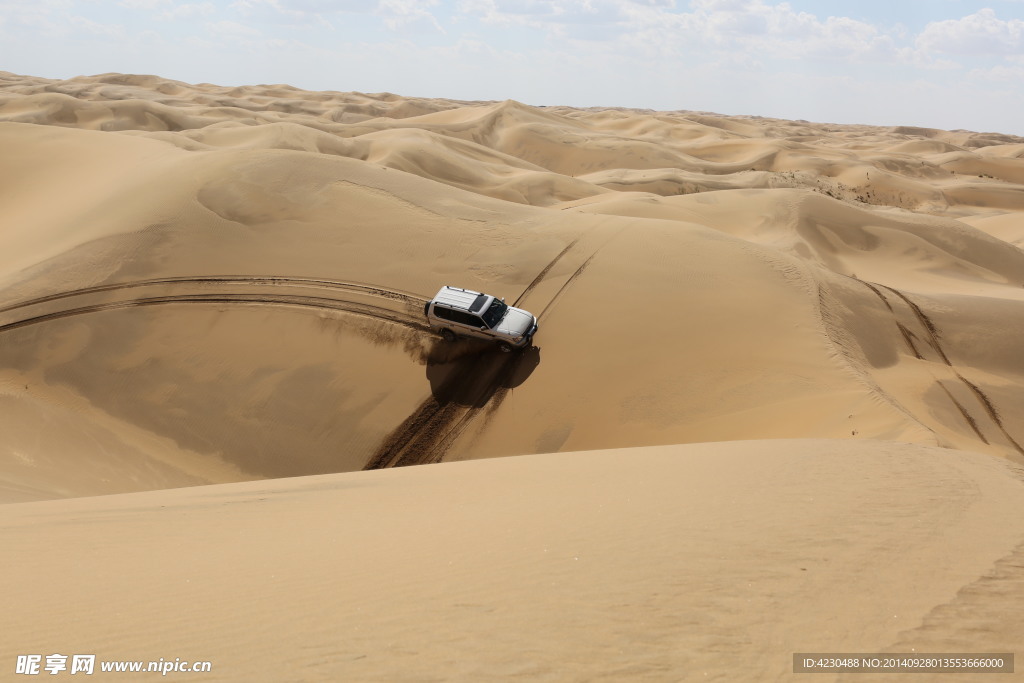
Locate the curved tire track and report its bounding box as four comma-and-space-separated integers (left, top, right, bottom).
0, 252, 595, 472
0, 275, 428, 317
0, 274, 528, 474
0, 292, 431, 335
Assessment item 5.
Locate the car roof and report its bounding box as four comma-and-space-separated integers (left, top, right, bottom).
432, 286, 492, 312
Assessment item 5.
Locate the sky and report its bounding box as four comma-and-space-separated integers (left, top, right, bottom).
2, 0, 1023, 134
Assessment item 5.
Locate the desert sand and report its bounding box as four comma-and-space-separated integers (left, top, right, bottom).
2, 71, 1024, 680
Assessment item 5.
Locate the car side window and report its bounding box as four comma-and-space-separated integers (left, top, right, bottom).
433, 305, 454, 321
452, 310, 483, 327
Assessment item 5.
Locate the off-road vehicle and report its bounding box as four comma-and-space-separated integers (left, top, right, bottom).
424, 286, 538, 352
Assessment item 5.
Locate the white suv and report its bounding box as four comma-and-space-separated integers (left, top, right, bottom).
424, 286, 538, 352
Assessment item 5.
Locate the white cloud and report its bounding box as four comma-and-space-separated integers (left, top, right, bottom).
0, 0, 126, 43
206, 18, 262, 36
0, 0, 70, 32
69, 15, 127, 37
225, 0, 368, 25
456, 0, 904, 63
378, 0, 445, 32
690, 0, 749, 10
970, 63, 1024, 81
119, 0, 173, 9
916, 8, 1024, 57
223, 0, 445, 32
160, 2, 217, 20
459, 0, 642, 30
268, 0, 372, 12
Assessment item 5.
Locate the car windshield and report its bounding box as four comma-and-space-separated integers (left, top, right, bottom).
481, 299, 508, 328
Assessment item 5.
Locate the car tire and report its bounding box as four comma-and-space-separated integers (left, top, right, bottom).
440, 329, 457, 342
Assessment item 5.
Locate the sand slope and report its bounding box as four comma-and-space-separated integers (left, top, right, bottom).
3, 439, 1024, 681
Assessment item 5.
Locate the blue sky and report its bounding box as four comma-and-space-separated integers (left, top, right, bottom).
2, 0, 1023, 134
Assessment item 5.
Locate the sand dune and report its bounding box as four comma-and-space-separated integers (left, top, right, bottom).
2, 69, 1024, 489
4, 440, 1024, 681
2, 71, 1024, 679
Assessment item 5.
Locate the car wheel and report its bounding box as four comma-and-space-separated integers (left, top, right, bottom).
440, 329, 457, 342
498, 342, 513, 353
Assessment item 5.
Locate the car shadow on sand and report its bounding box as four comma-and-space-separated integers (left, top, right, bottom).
425, 339, 540, 407
363, 339, 541, 469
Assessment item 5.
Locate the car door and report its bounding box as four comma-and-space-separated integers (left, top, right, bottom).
431, 305, 457, 330
450, 309, 490, 339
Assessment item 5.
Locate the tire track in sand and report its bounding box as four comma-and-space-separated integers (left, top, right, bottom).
860, 280, 1023, 455
363, 348, 521, 470
511, 237, 579, 308
0, 275, 427, 316
0, 293, 430, 335
0, 240, 596, 471
366, 238, 598, 470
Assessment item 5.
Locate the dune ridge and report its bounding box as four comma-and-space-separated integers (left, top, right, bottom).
5, 71, 1024, 213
